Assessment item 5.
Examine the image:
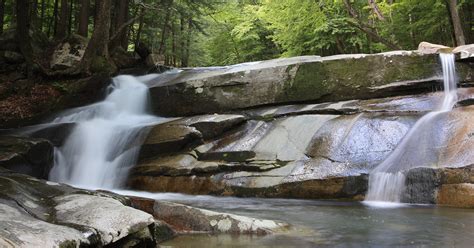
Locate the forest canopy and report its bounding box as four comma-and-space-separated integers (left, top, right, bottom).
1, 0, 472, 74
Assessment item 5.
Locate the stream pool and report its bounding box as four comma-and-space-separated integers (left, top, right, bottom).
115, 191, 474, 247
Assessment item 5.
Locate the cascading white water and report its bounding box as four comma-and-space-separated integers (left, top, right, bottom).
365, 53, 458, 204
49, 75, 166, 189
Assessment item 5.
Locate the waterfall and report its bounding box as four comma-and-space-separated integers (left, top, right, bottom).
365, 53, 458, 204
49, 75, 166, 189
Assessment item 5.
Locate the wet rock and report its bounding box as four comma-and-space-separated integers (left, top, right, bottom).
146, 51, 473, 116
401, 165, 474, 205
140, 124, 203, 159
129, 95, 474, 202
7, 122, 76, 146
402, 167, 441, 204
54, 194, 154, 244
437, 183, 474, 208
129, 110, 420, 199
178, 114, 246, 140
0, 170, 157, 247
140, 114, 246, 160
130, 197, 288, 234
0, 199, 89, 247
453, 44, 474, 61
0, 136, 53, 179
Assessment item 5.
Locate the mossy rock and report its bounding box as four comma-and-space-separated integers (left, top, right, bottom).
146, 51, 472, 117
90, 56, 117, 74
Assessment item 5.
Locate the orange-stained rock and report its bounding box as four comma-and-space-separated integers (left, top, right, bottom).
437, 183, 474, 208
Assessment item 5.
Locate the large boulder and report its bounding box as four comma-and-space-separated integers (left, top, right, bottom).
139, 114, 246, 160
145, 51, 474, 117
417, 42, 474, 61
0, 169, 156, 247
403, 165, 474, 207
128, 89, 474, 201
417, 41, 450, 54
453, 44, 474, 61
0, 136, 53, 179
50, 35, 88, 70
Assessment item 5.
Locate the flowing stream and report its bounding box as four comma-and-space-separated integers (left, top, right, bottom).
365, 53, 458, 204
49, 75, 166, 189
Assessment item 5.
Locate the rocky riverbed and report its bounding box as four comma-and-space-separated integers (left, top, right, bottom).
0, 43, 473, 246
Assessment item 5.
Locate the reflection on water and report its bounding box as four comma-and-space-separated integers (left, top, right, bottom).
115, 191, 474, 247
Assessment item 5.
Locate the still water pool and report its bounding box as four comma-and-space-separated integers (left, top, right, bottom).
116, 191, 474, 247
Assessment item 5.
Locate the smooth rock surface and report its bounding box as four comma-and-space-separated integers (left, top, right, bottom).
145, 51, 473, 116
437, 183, 474, 208
129, 90, 474, 201
130, 197, 288, 234
0, 169, 156, 247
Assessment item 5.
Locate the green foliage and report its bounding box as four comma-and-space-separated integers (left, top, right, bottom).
2, 0, 471, 68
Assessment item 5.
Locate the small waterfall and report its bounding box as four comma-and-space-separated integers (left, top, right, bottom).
365, 53, 458, 204
49, 75, 165, 189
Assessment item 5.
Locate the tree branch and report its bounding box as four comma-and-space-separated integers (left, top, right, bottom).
368, 0, 385, 21
343, 0, 400, 50
109, 11, 146, 45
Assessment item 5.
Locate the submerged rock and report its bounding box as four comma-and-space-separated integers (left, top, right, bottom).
130, 197, 288, 235
145, 51, 473, 116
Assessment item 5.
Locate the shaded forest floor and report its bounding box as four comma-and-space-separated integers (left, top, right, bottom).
0, 30, 159, 129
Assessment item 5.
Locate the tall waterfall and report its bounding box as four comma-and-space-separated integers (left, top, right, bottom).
365, 53, 458, 203
49, 75, 165, 189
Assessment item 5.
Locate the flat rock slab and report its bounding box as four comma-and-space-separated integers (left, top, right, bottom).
140, 114, 246, 160
146, 51, 473, 116
0, 169, 155, 247
130, 197, 288, 235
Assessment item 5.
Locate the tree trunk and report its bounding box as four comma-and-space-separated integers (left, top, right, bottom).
447, 0, 466, 46
0, 0, 5, 34
134, 7, 144, 49
40, 0, 46, 32
368, 0, 385, 21
49, 0, 59, 37
158, 0, 174, 55
172, 22, 176, 66
29, 0, 38, 29
180, 16, 185, 67
16, 0, 34, 76
110, 0, 129, 50
68, 0, 74, 35
78, 0, 89, 37
183, 18, 192, 67
55, 0, 70, 40
158, 9, 171, 55
81, 0, 112, 74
